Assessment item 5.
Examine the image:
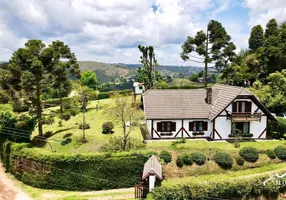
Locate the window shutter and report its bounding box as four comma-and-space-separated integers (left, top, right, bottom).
189, 122, 194, 131
171, 122, 176, 131
157, 122, 162, 131
203, 122, 208, 131
246, 102, 252, 112
232, 102, 237, 112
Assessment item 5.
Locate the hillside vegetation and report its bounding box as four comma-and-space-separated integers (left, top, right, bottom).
78, 61, 136, 83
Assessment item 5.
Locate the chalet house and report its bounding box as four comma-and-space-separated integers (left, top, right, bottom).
142, 84, 276, 140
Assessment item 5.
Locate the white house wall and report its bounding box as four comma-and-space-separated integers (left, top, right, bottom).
214, 117, 232, 139
147, 119, 212, 139
250, 116, 267, 138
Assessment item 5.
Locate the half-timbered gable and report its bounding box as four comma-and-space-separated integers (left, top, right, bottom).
142, 84, 275, 140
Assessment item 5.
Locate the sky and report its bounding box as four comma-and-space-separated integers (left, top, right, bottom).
0, 0, 286, 66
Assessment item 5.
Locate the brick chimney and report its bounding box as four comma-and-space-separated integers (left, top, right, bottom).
205, 87, 212, 104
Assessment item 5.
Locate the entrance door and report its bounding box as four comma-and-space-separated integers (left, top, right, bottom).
234, 122, 250, 134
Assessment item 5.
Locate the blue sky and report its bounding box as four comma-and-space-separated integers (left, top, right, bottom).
0, 0, 285, 66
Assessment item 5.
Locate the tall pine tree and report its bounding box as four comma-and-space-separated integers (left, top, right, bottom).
249, 25, 264, 52
181, 20, 236, 87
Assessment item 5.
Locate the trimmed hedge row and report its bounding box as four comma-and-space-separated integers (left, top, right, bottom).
147, 173, 286, 200
0, 141, 152, 191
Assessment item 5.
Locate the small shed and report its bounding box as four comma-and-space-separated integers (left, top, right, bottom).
142, 155, 163, 191
133, 82, 145, 95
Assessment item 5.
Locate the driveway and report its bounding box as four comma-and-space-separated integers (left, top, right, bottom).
0, 162, 32, 200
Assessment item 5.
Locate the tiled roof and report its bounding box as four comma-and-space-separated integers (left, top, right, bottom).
142, 155, 163, 180
143, 84, 256, 120
143, 89, 213, 119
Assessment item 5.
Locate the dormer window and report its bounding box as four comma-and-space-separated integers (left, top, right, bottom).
233, 101, 251, 113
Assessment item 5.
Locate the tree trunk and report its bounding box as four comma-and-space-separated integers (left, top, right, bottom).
59, 86, 63, 117
123, 136, 127, 151
82, 103, 86, 143
204, 29, 209, 88
36, 83, 43, 136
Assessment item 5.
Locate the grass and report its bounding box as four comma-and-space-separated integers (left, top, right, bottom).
168, 78, 202, 87
164, 162, 286, 186
146, 139, 286, 153
32, 98, 143, 154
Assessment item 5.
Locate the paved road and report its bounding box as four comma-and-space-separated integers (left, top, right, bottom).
0, 163, 31, 200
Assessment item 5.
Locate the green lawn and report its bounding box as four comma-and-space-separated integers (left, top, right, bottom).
32, 98, 143, 153
168, 78, 203, 87
146, 139, 286, 153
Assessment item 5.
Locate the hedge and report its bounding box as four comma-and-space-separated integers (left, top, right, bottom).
0, 141, 152, 191
147, 173, 286, 200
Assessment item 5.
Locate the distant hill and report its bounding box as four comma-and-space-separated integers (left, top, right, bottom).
78, 61, 137, 83
125, 64, 206, 77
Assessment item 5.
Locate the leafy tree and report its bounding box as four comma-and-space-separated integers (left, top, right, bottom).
49, 41, 79, 116
104, 93, 143, 150
0, 40, 79, 136
181, 20, 236, 87
0, 111, 36, 142
250, 70, 286, 113
75, 85, 93, 143
189, 73, 199, 82
265, 19, 279, 38
248, 25, 264, 52
80, 70, 98, 90
137, 45, 163, 89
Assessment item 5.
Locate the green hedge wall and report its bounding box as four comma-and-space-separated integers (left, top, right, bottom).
147, 174, 286, 200
1, 141, 152, 191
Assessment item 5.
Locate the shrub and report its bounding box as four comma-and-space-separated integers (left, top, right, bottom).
61, 138, 72, 145
176, 155, 184, 167
60, 112, 71, 121
236, 157, 245, 166
1, 143, 152, 191
147, 173, 285, 200
214, 152, 233, 169
42, 116, 54, 125
44, 131, 53, 138
274, 145, 286, 160
58, 120, 62, 127
79, 123, 90, 130
239, 147, 259, 163
266, 150, 276, 159
0, 112, 36, 143
97, 92, 110, 100
159, 151, 172, 164
0, 92, 9, 104
182, 154, 193, 166
190, 152, 206, 165
102, 122, 114, 134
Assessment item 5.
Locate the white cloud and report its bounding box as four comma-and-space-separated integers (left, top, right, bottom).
244, 0, 286, 27
0, 0, 280, 66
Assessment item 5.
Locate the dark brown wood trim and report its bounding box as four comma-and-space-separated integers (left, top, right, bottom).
147, 118, 209, 120
153, 129, 161, 138
174, 127, 182, 137
182, 127, 191, 137
182, 120, 184, 137
258, 128, 266, 138
212, 119, 215, 139
266, 116, 268, 137
151, 120, 154, 138
214, 129, 222, 139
